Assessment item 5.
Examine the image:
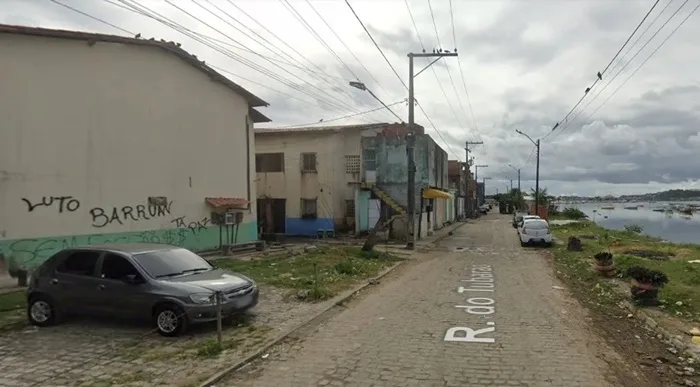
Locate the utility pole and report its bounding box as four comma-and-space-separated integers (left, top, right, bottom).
464, 141, 483, 218
406, 50, 458, 250
510, 179, 513, 191
515, 130, 542, 216
508, 164, 521, 192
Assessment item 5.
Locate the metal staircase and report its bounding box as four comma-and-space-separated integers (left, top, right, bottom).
360, 182, 406, 215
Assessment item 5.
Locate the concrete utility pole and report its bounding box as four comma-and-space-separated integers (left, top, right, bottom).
464, 141, 483, 218
515, 130, 542, 215
510, 179, 513, 191
509, 164, 521, 192
406, 50, 458, 250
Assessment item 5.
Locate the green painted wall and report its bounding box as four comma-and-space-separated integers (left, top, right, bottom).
0, 221, 257, 270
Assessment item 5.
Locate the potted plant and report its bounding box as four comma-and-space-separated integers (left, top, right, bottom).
593, 252, 616, 277
626, 265, 669, 306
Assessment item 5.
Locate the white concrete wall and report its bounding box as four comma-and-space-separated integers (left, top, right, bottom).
0, 34, 256, 240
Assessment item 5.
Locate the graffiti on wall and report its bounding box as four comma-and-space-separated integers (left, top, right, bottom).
21, 195, 173, 228
1, 214, 213, 267
2, 195, 221, 268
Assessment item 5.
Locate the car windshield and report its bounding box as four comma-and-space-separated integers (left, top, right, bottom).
525, 221, 548, 229
132, 248, 213, 278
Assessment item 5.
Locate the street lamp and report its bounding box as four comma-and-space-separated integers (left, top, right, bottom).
348, 81, 403, 122
508, 164, 521, 192
515, 130, 541, 215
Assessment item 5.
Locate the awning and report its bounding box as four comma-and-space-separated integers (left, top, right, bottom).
422, 188, 453, 199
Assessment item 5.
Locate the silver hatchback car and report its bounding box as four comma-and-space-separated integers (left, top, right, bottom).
26, 244, 259, 336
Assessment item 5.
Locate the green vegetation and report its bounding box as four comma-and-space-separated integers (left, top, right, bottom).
215, 246, 402, 301
551, 207, 588, 220
551, 220, 700, 322
0, 291, 25, 312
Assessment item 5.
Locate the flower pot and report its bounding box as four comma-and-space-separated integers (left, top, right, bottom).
630, 279, 660, 306
594, 260, 617, 277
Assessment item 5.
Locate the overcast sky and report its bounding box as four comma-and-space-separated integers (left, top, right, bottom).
3, 0, 699, 196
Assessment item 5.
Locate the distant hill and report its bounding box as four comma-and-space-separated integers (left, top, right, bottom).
620, 189, 700, 201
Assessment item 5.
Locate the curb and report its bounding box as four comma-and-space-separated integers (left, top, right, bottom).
618, 298, 700, 363
198, 260, 405, 387
431, 221, 469, 245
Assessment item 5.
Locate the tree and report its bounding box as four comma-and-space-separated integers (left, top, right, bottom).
530, 187, 549, 205
508, 189, 526, 211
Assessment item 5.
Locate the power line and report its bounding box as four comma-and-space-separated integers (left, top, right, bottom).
49, 0, 134, 35
577, 0, 699, 128
345, 0, 408, 91
185, 0, 372, 117
304, 0, 392, 100
111, 0, 375, 122
552, 0, 691, 141
450, 0, 483, 143
544, 0, 662, 140
280, 100, 406, 127
551, 0, 681, 140
427, 0, 442, 49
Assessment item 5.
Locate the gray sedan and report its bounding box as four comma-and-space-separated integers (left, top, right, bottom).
26, 244, 259, 336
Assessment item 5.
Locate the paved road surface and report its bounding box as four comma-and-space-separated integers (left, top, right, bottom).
224, 213, 641, 387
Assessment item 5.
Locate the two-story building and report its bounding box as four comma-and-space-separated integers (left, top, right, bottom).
361, 128, 452, 239
254, 123, 386, 238
0, 25, 270, 273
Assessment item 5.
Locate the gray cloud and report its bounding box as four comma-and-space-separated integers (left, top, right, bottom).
3, 0, 700, 196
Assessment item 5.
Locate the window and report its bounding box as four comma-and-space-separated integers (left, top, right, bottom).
100, 254, 139, 280
363, 149, 377, 171
345, 155, 360, 174
301, 153, 317, 172
132, 248, 213, 279
301, 198, 317, 218
345, 200, 355, 217
256, 153, 284, 172
56, 251, 100, 276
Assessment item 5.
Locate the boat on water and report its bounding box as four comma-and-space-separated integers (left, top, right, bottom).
600, 206, 615, 210
680, 208, 694, 215
652, 208, 666, 212
623, 205, 639, 210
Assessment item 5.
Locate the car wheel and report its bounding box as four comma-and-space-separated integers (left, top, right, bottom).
545, 242, 553, 248
154, 304, 188, 337
27, 294, 59, 327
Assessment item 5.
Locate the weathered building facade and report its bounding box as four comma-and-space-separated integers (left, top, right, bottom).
0, 25, 270, 271
254, 124, 385, 237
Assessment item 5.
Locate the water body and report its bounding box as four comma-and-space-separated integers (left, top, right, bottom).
561, 202, 700, 245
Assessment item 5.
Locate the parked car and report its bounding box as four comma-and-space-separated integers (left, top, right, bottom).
518, 219, 553, 247
26, 244, 259, 336
517, 215, 541, 230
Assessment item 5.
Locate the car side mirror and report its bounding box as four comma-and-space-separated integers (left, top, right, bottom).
124, 274, 144, 285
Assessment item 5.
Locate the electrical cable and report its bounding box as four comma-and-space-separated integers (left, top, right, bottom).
48, 0, 134, 35
449, 0, 483, 143
280, 100, 406, 128
575, 0, 700, 130
115, 0, 374, 122
346, 0, 461, 161
543, 0, 662, 141
183, 0, 373, 117
550, 0, 685, 141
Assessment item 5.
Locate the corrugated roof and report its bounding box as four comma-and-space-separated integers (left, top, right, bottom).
0, 24, 269, 108
255, 123, 388, 135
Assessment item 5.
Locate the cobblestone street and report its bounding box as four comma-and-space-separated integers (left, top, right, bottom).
225, 213, 650, 387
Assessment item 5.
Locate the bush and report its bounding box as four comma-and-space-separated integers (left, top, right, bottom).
560, 207, 588, 220
624, 224, 643, 234
625, 265, 669, 287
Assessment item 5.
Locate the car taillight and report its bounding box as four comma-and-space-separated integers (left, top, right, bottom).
522, 228, 528, 234
546, 228, 551, 234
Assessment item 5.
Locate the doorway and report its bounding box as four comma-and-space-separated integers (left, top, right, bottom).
257, 198, 286, 239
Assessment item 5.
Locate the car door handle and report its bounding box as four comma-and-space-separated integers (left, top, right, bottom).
50, 278, 59, 285
98, 284, 106, 290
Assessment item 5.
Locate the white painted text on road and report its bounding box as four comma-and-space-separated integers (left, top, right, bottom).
445, 264, 497, 344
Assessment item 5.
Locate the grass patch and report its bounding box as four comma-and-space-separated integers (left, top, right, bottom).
551, 220, 700, 321
215, 246, 402, 301
0, 291, 26, 312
